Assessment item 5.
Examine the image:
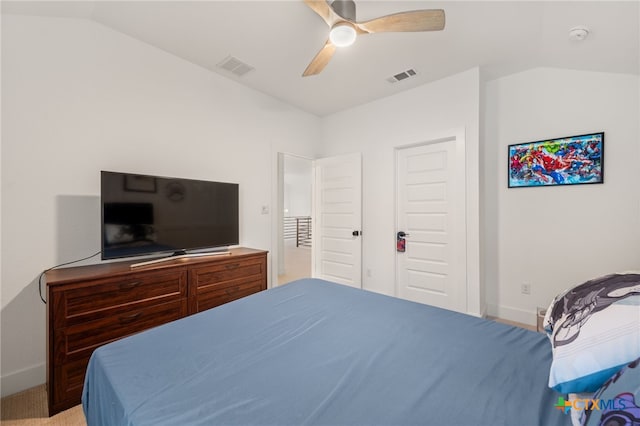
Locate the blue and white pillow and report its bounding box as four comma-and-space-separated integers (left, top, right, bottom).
543, 273, 640, 394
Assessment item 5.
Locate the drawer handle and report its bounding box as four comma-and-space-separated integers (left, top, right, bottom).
118, 312, 142, 324
224, 263, 240, 270
119, 281, 141, 290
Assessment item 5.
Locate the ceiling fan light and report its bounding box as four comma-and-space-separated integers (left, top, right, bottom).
329, 23, 357, 47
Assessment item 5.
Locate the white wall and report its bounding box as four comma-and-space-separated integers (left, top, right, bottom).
318, 68, 482, 315
484, 68, 640, 324
319, 66, 640, 326
0, 15, 319, 396
284, 155, 312, 218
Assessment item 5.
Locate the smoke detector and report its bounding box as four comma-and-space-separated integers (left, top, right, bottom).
569, 26, 589, 41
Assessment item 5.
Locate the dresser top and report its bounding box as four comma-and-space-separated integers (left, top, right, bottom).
46, 247, 268, 285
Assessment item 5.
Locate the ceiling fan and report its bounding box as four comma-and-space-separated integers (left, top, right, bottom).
302, 0, 445, 77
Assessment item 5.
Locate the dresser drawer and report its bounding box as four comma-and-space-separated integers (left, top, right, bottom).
52, 270, 187, 327
193, 279, 264, 313
191, 257, 265, 289
50, 356, 89, 412
53, 298, 187, 364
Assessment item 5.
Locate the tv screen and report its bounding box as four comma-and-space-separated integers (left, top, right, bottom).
101, 171, 239, 260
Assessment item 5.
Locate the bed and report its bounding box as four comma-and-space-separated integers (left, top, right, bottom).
82, 278, 570, 426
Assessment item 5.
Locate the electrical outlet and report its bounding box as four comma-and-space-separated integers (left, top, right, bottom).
521, 283, 531, 295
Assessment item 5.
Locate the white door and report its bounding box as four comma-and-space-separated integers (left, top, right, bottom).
396, 135, 466, 312
312, 153, 362, 288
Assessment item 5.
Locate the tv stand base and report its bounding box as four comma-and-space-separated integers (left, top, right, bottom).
130, 251, 231, 269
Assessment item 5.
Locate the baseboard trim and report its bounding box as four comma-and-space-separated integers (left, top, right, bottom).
478, 303, 488, 319
1, 363, 45, 398
486, 303, 536, 326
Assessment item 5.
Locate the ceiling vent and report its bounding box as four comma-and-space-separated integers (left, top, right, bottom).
217, 56, 255, 77
386, 68, 417, 83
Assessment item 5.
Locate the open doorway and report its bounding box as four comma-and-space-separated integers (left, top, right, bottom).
278, 154, 312, 285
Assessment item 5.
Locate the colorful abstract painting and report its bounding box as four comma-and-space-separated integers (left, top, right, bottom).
508, 132, 604, 188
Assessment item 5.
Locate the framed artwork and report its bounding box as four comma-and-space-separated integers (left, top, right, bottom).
508, 132, 604, 188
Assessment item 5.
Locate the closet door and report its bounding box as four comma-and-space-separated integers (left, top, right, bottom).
396, 134, 467, 313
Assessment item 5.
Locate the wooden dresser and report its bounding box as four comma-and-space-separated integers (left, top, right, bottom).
46, 247, 267, 416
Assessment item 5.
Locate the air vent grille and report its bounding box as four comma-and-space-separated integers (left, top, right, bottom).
217, 56, 255, 77
386, 68, 417, 83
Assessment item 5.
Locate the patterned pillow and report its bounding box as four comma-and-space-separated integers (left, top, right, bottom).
581, 358, 640, 426
543, 273, 640, 394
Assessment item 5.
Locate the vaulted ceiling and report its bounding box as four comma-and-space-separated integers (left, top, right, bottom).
3, 1, 639, 116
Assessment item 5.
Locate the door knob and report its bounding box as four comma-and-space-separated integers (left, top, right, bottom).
397, 231, 410, 238
352, 230, 361, 236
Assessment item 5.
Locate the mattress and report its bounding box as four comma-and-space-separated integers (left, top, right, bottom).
82, 278, 570, 426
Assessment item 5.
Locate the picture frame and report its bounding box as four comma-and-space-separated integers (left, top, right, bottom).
124, 174, 157, 193
508, 132, 604, 188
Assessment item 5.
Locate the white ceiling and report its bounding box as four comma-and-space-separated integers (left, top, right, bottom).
3, 1, 639, 116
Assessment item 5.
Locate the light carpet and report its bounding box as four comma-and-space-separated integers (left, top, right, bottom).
0, 385, 85, 426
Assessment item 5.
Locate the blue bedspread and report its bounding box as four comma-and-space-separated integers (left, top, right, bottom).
82, 278, 570, 426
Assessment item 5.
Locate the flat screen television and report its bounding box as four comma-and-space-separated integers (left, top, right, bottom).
101, 171, 239, 260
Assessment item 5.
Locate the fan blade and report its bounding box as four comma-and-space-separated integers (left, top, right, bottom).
302, 40, 336, 77
303, 0, 340, 27
356, 9, 445, 34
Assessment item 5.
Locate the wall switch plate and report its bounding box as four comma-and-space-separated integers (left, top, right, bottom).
521, 283, 531, 295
